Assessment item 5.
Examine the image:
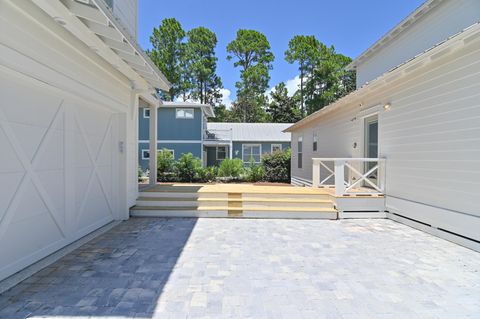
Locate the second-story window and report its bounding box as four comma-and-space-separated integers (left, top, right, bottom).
176, 108, 194, 119
143, 108, 150, 118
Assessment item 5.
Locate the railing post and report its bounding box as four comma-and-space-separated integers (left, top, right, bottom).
334, 160, 345, 196
312, 160, 320, 188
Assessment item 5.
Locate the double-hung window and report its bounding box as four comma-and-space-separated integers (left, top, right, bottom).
216, 146, 227, 160
242, 144, 261, 163
176, 108, 194, 119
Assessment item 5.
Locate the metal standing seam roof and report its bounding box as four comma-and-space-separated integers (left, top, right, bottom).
207, 123, 293, 142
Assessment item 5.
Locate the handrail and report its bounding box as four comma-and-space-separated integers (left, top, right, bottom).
312, 158, 386, 196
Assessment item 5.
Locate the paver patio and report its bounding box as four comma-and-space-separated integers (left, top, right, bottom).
0, 217, 479, 319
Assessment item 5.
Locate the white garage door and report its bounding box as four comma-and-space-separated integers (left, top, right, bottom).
0, 68, 121, 281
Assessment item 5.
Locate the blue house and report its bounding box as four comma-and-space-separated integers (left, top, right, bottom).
138, 102, 212, 169
138, 102, 292, 170
204, 122, 292, 167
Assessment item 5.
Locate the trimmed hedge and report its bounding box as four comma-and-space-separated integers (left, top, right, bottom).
262, 149, 291, 183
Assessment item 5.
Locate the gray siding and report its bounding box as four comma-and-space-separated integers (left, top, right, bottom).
357, 0, 480, 86
291, 36, 480, 241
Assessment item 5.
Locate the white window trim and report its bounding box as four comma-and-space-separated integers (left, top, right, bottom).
159, 149, 175, 159
141, 149, 150, 160
143, 108, 150, 118
175, 108, 195, 119
271, 144, 282, 153
242, 144, 262, 163
297, 136, 303, 169
216, 146, 227, 161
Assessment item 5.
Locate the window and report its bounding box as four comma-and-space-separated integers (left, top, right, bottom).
216, 146, 227, 160
313, 132, 318, 152
242, 144, 261, 163
176, 108, 194, 119
297, 136, 303, 169
142, 149, 175, 160
271, 144, 282, 153
143, 108, 150, 118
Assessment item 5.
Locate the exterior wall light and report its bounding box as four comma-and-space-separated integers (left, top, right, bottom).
383, 103, 391, 110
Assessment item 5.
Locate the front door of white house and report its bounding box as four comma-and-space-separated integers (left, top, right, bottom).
364, 115, 378, 184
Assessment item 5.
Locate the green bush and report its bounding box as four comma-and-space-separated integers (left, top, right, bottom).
262, 148, 291, 183
218, 158, 244, 178
157, 148, 175, 182
174, 153, 202, 182
246, 158, 265, 182
196, 166, 218, 183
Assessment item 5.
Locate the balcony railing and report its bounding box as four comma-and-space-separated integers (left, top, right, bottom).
204, 129, 232, 142
312, 158, 386, 196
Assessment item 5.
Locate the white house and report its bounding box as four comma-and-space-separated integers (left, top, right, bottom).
0, 0, 167, 282
285, 0, 480, 250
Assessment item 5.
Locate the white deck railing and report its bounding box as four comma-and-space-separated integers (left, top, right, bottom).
312, 158, 386, 196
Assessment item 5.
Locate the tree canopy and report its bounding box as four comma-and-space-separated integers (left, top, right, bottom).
148, 21, 356, 123
227, 29, 274, 122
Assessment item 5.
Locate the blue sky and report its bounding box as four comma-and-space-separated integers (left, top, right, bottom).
138, 0, 425, 105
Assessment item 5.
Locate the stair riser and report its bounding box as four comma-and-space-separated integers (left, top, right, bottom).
242, 202, 334, 209
131, 210, 336, 219
139, 192, 198, 199
136, 201, 198, 207
242, 193, 331, 201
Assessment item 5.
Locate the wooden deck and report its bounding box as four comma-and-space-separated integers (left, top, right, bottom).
132, 183, 386, 219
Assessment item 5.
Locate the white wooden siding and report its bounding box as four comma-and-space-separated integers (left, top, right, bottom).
113, 0, 137, 40
0, 1, 137, 281
357, 0, 480, 87
292, 35, 480, 241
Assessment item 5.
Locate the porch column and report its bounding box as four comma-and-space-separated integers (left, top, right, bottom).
149, 103, 158, 185
334, 160, 346, 196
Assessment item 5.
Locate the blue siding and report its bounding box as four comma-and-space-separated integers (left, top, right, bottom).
138, 142, 202, 170
138, 107, 203, 141
232, 142, 290, 163
138, 108, 149, 140
158, 108, 202, 140
204, 142, 291, 167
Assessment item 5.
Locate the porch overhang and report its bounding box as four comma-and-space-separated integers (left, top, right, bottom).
30, 0, 171, 92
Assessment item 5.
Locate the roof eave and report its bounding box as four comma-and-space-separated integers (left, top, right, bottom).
285, 21, 480, 132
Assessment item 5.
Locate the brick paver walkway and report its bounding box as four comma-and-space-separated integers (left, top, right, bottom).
0, 218, 479, 318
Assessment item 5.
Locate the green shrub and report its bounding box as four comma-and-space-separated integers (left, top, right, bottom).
262, 148, 291, 183
218, 158, 244, 178
196, 166, 218, 183
246, 158, 265, 182
157, 148, 175, 182
174, 153, 202, 182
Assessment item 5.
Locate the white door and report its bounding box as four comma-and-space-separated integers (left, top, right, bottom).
0, 68, 120, 281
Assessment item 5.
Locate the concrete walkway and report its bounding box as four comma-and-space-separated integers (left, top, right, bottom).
0, 218, 479, 318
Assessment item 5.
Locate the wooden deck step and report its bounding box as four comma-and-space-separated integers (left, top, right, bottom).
197, 197, 333, 204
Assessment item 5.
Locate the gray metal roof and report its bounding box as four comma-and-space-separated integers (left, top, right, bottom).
207, 123, 292, 142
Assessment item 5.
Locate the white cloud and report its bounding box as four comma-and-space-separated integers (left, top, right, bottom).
266, 75, 301, 99
219, 88, 233, 109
